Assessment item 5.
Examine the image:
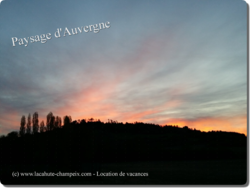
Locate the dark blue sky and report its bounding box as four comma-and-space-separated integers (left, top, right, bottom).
0, 0, 247, 135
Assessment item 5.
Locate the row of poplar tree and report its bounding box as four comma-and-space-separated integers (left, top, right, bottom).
19, 112, 72, 136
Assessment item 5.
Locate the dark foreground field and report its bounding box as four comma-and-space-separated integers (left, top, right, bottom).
99, 159, 247, 185
0, 120, 247, 185
0, 160, 247, 185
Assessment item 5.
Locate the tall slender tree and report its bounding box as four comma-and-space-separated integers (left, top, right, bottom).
54, 116, 59, 128
40, 120, 45, 133
26, 113, 31, 134
46, 112, 52, 131
58, 116, 62, 128
54, 116, 62, 128
63, 115, 72, 126
19, 115, 26, 136
32, 112, 39, 134
50, 115, 55, 130
46, 112, 55, 131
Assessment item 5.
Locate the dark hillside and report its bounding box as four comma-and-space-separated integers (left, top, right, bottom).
0, 119, 247, 185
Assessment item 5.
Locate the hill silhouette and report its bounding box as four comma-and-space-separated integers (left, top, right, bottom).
0, 115, 247, 185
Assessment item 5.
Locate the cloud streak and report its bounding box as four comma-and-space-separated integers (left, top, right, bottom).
0, 0, 247, 136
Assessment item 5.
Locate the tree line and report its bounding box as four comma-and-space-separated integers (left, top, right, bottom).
19, 112, 72, 136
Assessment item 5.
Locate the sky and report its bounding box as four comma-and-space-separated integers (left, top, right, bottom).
0, 0, 248, 135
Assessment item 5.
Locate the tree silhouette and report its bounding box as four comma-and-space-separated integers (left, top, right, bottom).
26, 113, 31, 134
19, 115, 26, 136
54, 116, 62, 128
63, 115, 72, 126
88, 117, 94, 122
32, 112, 39, 134
46, 112, 55, 131
50, 115, 55, 130
58, 116, 62, 128
40, 120, 45, 132
46, 112, 52, 131
7, 131, 18, 138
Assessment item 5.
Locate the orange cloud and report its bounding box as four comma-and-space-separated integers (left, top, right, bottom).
163, 116, 247, 135
0, 34, 246, 139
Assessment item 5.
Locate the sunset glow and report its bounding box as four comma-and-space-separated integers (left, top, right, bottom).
0, 0, 247, 136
